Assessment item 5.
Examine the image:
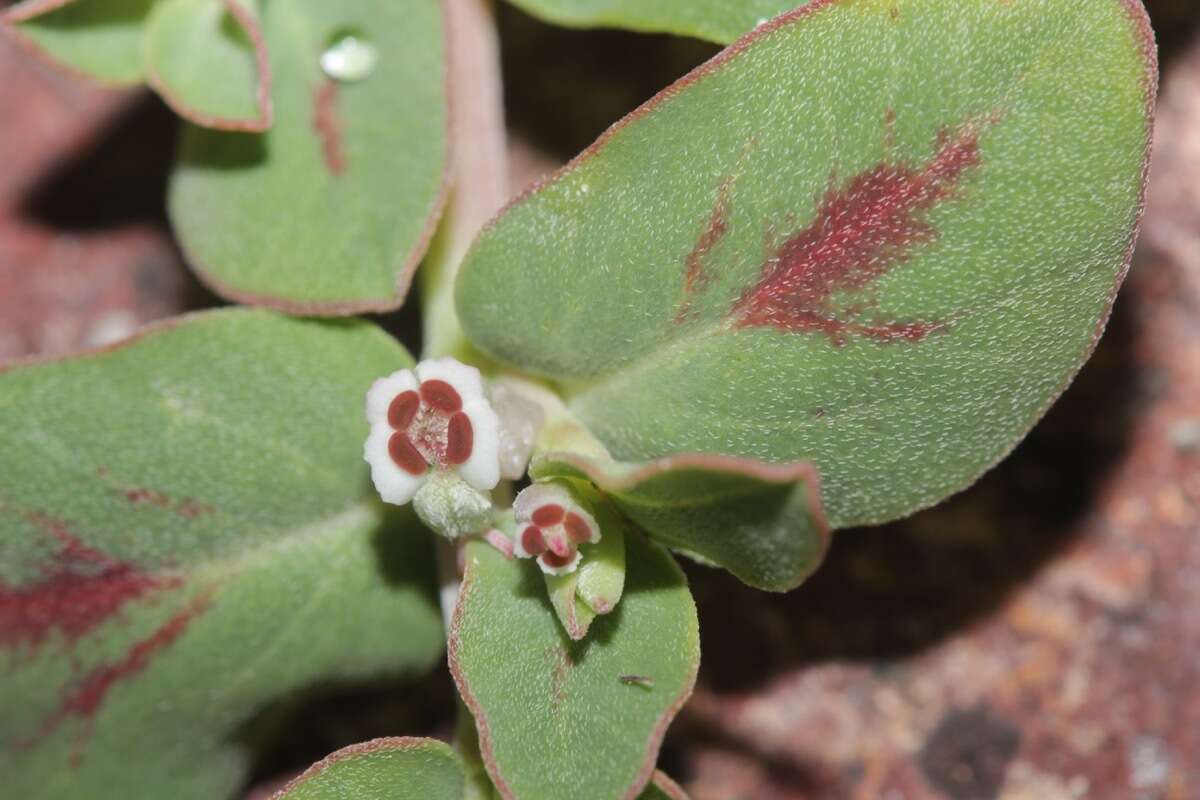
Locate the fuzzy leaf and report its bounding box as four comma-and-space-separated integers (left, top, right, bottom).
450, 535, 699, 800
5, 0, 155, 84
169, 0, 448, 313
271, 738, 464, 800
504, 0, 797, 44
143, 0, 272, 131
535, 452, 828, 591
458, 0, 1156, 528
0, 310, 444, 799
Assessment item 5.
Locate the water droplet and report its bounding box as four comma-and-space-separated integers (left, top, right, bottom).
320, 32, 377, 83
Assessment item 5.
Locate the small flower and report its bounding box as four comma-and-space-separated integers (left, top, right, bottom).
364, 358, 500, 507
512, 483, 600, 576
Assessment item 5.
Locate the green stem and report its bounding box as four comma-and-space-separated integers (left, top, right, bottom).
426, 6, 509, 791
421, 0, 509, 362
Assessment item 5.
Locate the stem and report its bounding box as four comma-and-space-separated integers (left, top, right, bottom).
435, 536, 461, 634
430, 2, 508, 795
422, 0, 510, 362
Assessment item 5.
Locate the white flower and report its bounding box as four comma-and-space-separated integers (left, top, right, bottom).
364, 357, 500, 507
511, 482, 600, 576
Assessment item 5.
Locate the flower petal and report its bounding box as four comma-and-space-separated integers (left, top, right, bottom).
365, 369, 418, 426
415, 357, 485, 402
457, 398, 500, 492
364, 424, 425, 504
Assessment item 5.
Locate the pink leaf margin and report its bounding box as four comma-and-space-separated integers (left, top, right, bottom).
2, 0, 142, 86
180, 0, 457, 316
4, 0, 457, 316
4, 0, 272, 133
144, 0, 274, 133
462, 0, 1159, 527
537, 450, 832, 592
648, 770, 691, 800
268, 737, 461, 799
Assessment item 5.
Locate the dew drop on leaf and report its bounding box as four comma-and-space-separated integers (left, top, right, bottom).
319, 31, 378, 83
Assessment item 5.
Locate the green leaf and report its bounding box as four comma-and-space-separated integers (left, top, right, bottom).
457, 0, 1156, 528
0, 310, 444, 799
534, 452, 828, 592
143, 0, 272, 131
449, 535, 699, 800
271, 738, 465, 800
504, 0, 798, 44
169, 0, 449, 313
6, 0, 271, 130
5, 0, 156, 84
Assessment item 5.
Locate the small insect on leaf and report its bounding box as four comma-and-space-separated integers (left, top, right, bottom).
619, 674, 654, 689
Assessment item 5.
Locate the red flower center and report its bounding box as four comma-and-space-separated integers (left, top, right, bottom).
386, 380, 474, 475
520, 503, 595, 564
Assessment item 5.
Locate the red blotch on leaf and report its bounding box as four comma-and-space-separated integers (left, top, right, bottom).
446, 412, 474, 465
176, 499, 210, 519
313, 80, 346, 176
677, 173, 735, 322
0, 514, 207, 767
388, 432, 428, 475
531, 504, 565, 527
420, 379, 463, 414
388, 390, 421, 430
17, 590, 213, 766
549, 645, 574, 709
728, 120, 985, 343
0, 513, 182, 658
122, 488, 212, 519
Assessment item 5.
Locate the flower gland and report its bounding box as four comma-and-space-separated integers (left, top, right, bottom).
511, 483, 601, 576
489, 383, 545, 481
364, 358, 500, 507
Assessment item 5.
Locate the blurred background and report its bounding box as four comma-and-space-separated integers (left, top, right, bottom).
1, 1, 1197, 798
